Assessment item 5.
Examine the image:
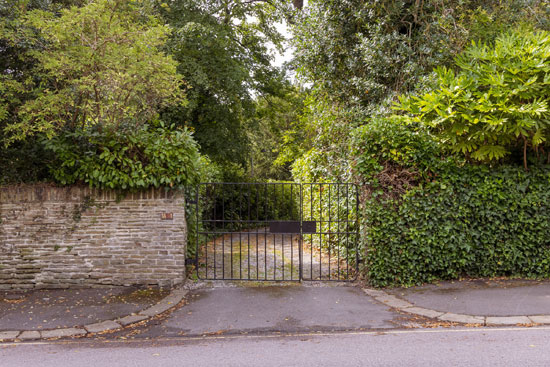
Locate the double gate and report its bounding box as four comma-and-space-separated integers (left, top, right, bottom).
191, 183, 359, 282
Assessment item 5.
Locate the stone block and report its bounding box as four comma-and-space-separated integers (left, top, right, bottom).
438, 313, 485, 324
529, 315, 550, 324
486, 316, 532, 325
18, 330, 41, 340
139, 301, 176, 317
402, 306, 444, 319
117, 315, 149, 326
0, 331, 20, 340
84, 320, 121, 333
373, 294, 414, 309
41, 327, 86, 339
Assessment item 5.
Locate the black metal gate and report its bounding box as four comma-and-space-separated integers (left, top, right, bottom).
192, 183, 359, 281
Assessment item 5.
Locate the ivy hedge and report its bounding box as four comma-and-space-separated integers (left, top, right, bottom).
354, 119, 550, 287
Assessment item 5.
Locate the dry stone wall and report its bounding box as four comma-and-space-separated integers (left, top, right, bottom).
0, 185, 187, 289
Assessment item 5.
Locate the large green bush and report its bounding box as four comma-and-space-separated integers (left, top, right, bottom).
2, 0, 184, 145
353, 118, 550, 287
45, 123, 201, 190
398, 29, 550, 169
364, 165, 550, 287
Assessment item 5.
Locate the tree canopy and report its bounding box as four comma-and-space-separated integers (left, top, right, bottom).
2, 0, 184, 144
2, 0, 550, 187
156, 0, 294, 166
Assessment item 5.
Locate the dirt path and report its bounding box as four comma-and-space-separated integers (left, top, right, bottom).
197, 228, 353, 281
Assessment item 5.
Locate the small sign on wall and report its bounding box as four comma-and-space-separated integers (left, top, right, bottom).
160, 212, 173, 220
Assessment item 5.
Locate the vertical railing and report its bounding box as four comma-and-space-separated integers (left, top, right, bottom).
194, 182, 359, 281
299, 183, 359, 281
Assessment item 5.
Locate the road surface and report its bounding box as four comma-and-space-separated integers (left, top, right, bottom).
2, 326, 550, 366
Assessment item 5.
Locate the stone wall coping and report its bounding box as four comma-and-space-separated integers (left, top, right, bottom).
0, 184, 184, 203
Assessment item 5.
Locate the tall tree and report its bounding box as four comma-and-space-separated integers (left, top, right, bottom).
2, 0, 184, 144
288, 0, 550, 181
293, 0, 550, 112
0, 0, 85, 183
156, 0, 294, 167
247, 83, 306, 180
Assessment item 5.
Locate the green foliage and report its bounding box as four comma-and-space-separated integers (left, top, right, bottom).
289, 0, 550, 184
0, 138, 53, 185
45, 123, 201, 190
0, 0, 206, 191
2, 0, 184, 145
353, 117, 550, 286
363, 165, 550, 287
0, 0, 84, 183
157, 0, 293, 166
352, 116, 442, 189
291, 93, 360, 183
293, 0, 550, 111
398, 29, 550, 168
247, 84, 305, 180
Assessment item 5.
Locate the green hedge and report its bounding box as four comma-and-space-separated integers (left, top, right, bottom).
354, 118, 550, 287
365, 165, 550, 287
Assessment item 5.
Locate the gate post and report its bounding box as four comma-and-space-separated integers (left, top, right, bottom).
299, 184, 303, 281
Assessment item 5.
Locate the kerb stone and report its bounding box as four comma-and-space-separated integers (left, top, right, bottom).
0, 331, 20, 340
117, 315, 149, 326
486, 316, 532, 325
402, 306, 444, 319
529, 315, 550, 324
374, 294, 414, 309
438, 313, 485, 324
41, 327, 86, 339
18, 330, 41, 340
84, 320, 121, 333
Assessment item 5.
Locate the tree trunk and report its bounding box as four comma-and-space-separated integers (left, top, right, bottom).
523, 136, 528, 171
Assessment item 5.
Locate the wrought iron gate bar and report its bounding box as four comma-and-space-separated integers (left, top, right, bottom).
194, 182, 359, 282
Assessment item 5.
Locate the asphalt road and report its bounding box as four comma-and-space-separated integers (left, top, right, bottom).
2, 326, 550, 367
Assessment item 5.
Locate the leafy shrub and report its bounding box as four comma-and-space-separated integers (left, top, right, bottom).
352, 116, 444, 196
353, 118, 550, 287
45, 123, 201, 190
2, 0, 184, 145
397, 29, 550, 169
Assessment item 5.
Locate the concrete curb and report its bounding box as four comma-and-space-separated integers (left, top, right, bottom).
363, 288, 550, 326
0, 288, 188, 343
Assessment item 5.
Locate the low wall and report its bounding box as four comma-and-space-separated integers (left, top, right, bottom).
0, 185, 187, 289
